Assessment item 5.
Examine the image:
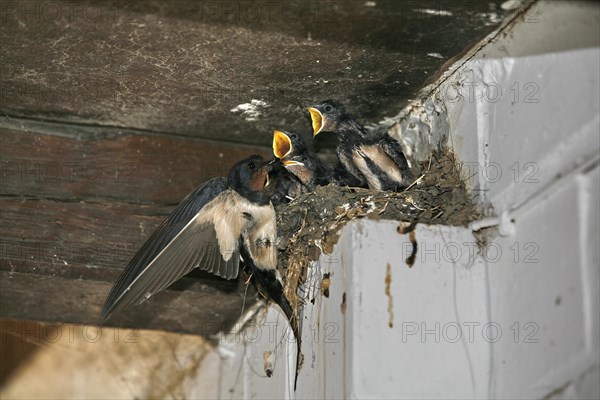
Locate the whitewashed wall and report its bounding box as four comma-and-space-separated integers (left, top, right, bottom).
211, 1, 600, 399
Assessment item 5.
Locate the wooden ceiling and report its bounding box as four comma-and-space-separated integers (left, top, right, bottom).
0, 0, 510, 335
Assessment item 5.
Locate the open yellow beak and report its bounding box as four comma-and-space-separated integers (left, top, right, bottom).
307, 107, 324, 136
272, 130, 292, 159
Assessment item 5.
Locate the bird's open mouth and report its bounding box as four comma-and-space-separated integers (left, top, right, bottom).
283, 160, 303, 167
273, 130, 292, 158
307, 107, 324, 136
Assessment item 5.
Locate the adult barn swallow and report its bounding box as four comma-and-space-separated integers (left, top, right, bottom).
101, 155, 302, 388
272, 130, 331, 190
308, 100, 413, 191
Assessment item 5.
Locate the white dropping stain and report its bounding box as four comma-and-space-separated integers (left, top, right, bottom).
365, 201, 377, 213
427, 53, 444, 59
314, 240, 324, 253
263, 351, 274, 377
230, 99, 269, 122
501, 0, 521, 11
415, 8, 453, 16
218, 343, 236, 359
364, 1, 376, 7
476, 10, 502, 25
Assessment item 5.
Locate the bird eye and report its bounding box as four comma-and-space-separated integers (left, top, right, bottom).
301, 156, 309, 162
248, 162, 256, 170
325, 105, 332, 112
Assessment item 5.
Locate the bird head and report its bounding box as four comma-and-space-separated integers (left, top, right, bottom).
307, 100, 345, 136
272, 130, 308, 158
282, 153, 314, 186
228, 155, 272, 204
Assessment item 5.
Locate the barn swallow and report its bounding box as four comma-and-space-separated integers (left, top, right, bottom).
272, 130, 332, 190
308, 100, 413, 191
101, 155, 302, 389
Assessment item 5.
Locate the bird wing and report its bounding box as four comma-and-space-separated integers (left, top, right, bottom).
337, 146, 368, 187
379, 135, 412, 176
102, 178, 247, 318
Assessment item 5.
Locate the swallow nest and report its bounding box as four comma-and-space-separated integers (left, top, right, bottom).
274, 149, 479, 317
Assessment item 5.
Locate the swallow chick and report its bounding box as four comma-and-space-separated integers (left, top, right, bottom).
264, 160, 304, 206
272, 129, 332, 191
101, 155, 302, 389
308, 100, 413, 191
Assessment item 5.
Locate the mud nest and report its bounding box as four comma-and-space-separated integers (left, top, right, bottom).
274, 149, 480, 317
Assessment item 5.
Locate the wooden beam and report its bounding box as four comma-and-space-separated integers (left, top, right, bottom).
1, 126, 271, 204
1, 125, 269, 335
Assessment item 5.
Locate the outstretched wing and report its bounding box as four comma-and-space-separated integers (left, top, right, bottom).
102, 177, 244, 318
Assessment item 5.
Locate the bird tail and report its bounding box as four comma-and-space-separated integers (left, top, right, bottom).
240, 247, 302, 391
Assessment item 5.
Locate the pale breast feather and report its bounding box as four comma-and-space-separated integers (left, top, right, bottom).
200, 190, 277, 271
243, 201, 277, 270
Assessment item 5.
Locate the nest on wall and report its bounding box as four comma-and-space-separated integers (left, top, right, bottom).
273, 149, 480, 320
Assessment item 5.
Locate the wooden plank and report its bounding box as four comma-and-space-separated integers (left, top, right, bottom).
1, 127, 271, 204
0, 198, 258, 332
0, 271, 254, 336
0, 197, 169, 274
0, 196, 258, 333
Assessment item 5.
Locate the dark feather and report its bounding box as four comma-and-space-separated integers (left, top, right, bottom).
378, 135, 412, 181
101, 177, 228, 319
